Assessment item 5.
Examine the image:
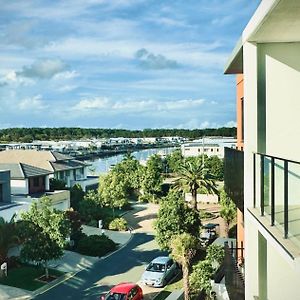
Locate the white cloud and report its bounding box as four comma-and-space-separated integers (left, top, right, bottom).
53, 70, 79, 80
0, 70, 35, 86
57, 85, 78, 92
18, 95, 48, 111
73, 97, 110, 110
224, 120, 236, 127
17, 59, 68, 79
72, 97, 205, 114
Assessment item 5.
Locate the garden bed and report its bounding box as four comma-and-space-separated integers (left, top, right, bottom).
0, 264, 64, 291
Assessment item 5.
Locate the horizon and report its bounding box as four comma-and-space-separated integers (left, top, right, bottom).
1, 1, 260, 129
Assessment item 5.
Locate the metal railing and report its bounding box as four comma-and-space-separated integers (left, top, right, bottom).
254, 152, 300, 242
224, 242, 245, 300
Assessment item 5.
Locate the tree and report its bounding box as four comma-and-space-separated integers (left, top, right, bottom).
0, 214, 19, 263
166, 150, 183, 173
189, 260, 214, 296
205, 156, 224, 181
190, 244, 224, 296
174, 158, 218, 210
140, 154, 164, 202
170, 233, 198, 300
20, 197, 70, 278
70, 184, 85, 211
65, 209, 83, 245
154, 189, 201, 251
219, 189, 237, 237
99, 172, 128, 216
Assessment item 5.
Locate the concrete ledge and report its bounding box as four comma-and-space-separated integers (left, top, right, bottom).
164, 290, 184, 300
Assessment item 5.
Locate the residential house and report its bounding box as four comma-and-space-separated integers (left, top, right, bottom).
0, 150, 98, 191
0, 164, 70, 221
225, 1, 300, 299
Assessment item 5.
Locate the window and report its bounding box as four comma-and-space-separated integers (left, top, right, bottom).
211, 149, 213, 152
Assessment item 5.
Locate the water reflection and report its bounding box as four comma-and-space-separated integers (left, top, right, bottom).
87, 147, 177, 175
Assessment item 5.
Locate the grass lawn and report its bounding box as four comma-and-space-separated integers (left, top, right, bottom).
154, 276, 183, 300
0, 265, 64, 291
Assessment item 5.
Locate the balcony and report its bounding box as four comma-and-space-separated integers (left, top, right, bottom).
224, 147, 244, 212
250, 152, 300, 256
70, 175, 99, 192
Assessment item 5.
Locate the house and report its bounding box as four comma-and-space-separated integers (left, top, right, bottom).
224, 1, 300, 299
0, 164, 70, 221
0, 150, 98, 191
181, 138, 236, 159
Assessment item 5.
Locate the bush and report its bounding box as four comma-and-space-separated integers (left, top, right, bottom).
109, 218, 127, 231
76, 234, 117, 257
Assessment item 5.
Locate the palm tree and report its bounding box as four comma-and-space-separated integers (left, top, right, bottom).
174, 158, 218, 210
170, 233, 198, 300
0, 214, 20, 263
220, 189, 237, 237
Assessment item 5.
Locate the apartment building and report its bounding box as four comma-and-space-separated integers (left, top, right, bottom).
225, 1, 300, 299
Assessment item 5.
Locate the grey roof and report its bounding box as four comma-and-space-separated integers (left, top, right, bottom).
51, 151, 73, 161
51, 159, 88, 172
0, 163, 51, 179
183, 143, 220, 147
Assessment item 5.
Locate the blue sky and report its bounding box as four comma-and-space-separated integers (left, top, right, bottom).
0, 0, 260, 130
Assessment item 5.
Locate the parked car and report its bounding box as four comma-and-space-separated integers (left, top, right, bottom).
141, 256, 179, 287
101, 283, 143, 300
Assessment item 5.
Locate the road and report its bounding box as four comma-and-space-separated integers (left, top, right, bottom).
35, 229, 166, 299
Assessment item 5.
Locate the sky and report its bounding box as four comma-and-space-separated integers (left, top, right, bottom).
0, 0, 260, 130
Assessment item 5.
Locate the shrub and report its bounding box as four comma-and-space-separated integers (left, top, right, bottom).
76, 234, 117, 257
109, 218, 127, 231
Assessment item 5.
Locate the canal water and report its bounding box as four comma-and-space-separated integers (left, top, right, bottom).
87, 147, 177, 175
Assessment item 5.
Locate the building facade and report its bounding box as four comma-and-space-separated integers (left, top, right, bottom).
225, 1, 300, 299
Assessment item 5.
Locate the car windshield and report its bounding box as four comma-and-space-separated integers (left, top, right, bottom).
105, 293, 126, 300
146, 262, 165, 273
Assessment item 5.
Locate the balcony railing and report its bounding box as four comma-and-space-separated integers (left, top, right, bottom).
253, 152, 300, 249
224, 147, 244, 212
224, 241, 245, 300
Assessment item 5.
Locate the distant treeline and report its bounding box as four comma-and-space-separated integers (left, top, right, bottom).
0, 127, 236, 143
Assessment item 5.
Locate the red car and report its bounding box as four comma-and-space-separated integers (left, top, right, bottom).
101, 283, 143, 300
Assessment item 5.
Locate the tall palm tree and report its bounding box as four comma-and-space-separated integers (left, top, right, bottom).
0, 214, 19, 263
174, 158, 218, 210
170, 233, 198, 300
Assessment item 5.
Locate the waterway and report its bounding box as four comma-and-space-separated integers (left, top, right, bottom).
87, 147, 177, 175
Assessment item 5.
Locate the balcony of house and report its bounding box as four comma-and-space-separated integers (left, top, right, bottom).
70, 175, 99, 192
224, 147, 244, 213
12, 189, 70, 211
249, 152, 300, 258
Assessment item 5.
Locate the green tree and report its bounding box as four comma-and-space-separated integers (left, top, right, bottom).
220, 189, 237, 237
205, 156, 224, 181
166, 150, 183, 173
170, 233, 198, 300
70, 184, 85, 211
190, 244, 224, 296
140, 154, 164, 202
174, 158, 218, 210
154, 189, 201, 251
190, 260, 214, 296
99, 172, 128, 216
0, 215, 19, 263
78, 190, 102, 222
20, 197, 70, 278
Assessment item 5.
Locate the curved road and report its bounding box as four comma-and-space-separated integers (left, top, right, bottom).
35, 232, 166, 300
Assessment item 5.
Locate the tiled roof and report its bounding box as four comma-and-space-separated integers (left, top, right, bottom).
51, 159, 88, 171
0, 163, 51, 179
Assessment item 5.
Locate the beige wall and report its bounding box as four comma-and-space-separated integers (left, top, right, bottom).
259, 43, 300, 162
11, 179, 28, 194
